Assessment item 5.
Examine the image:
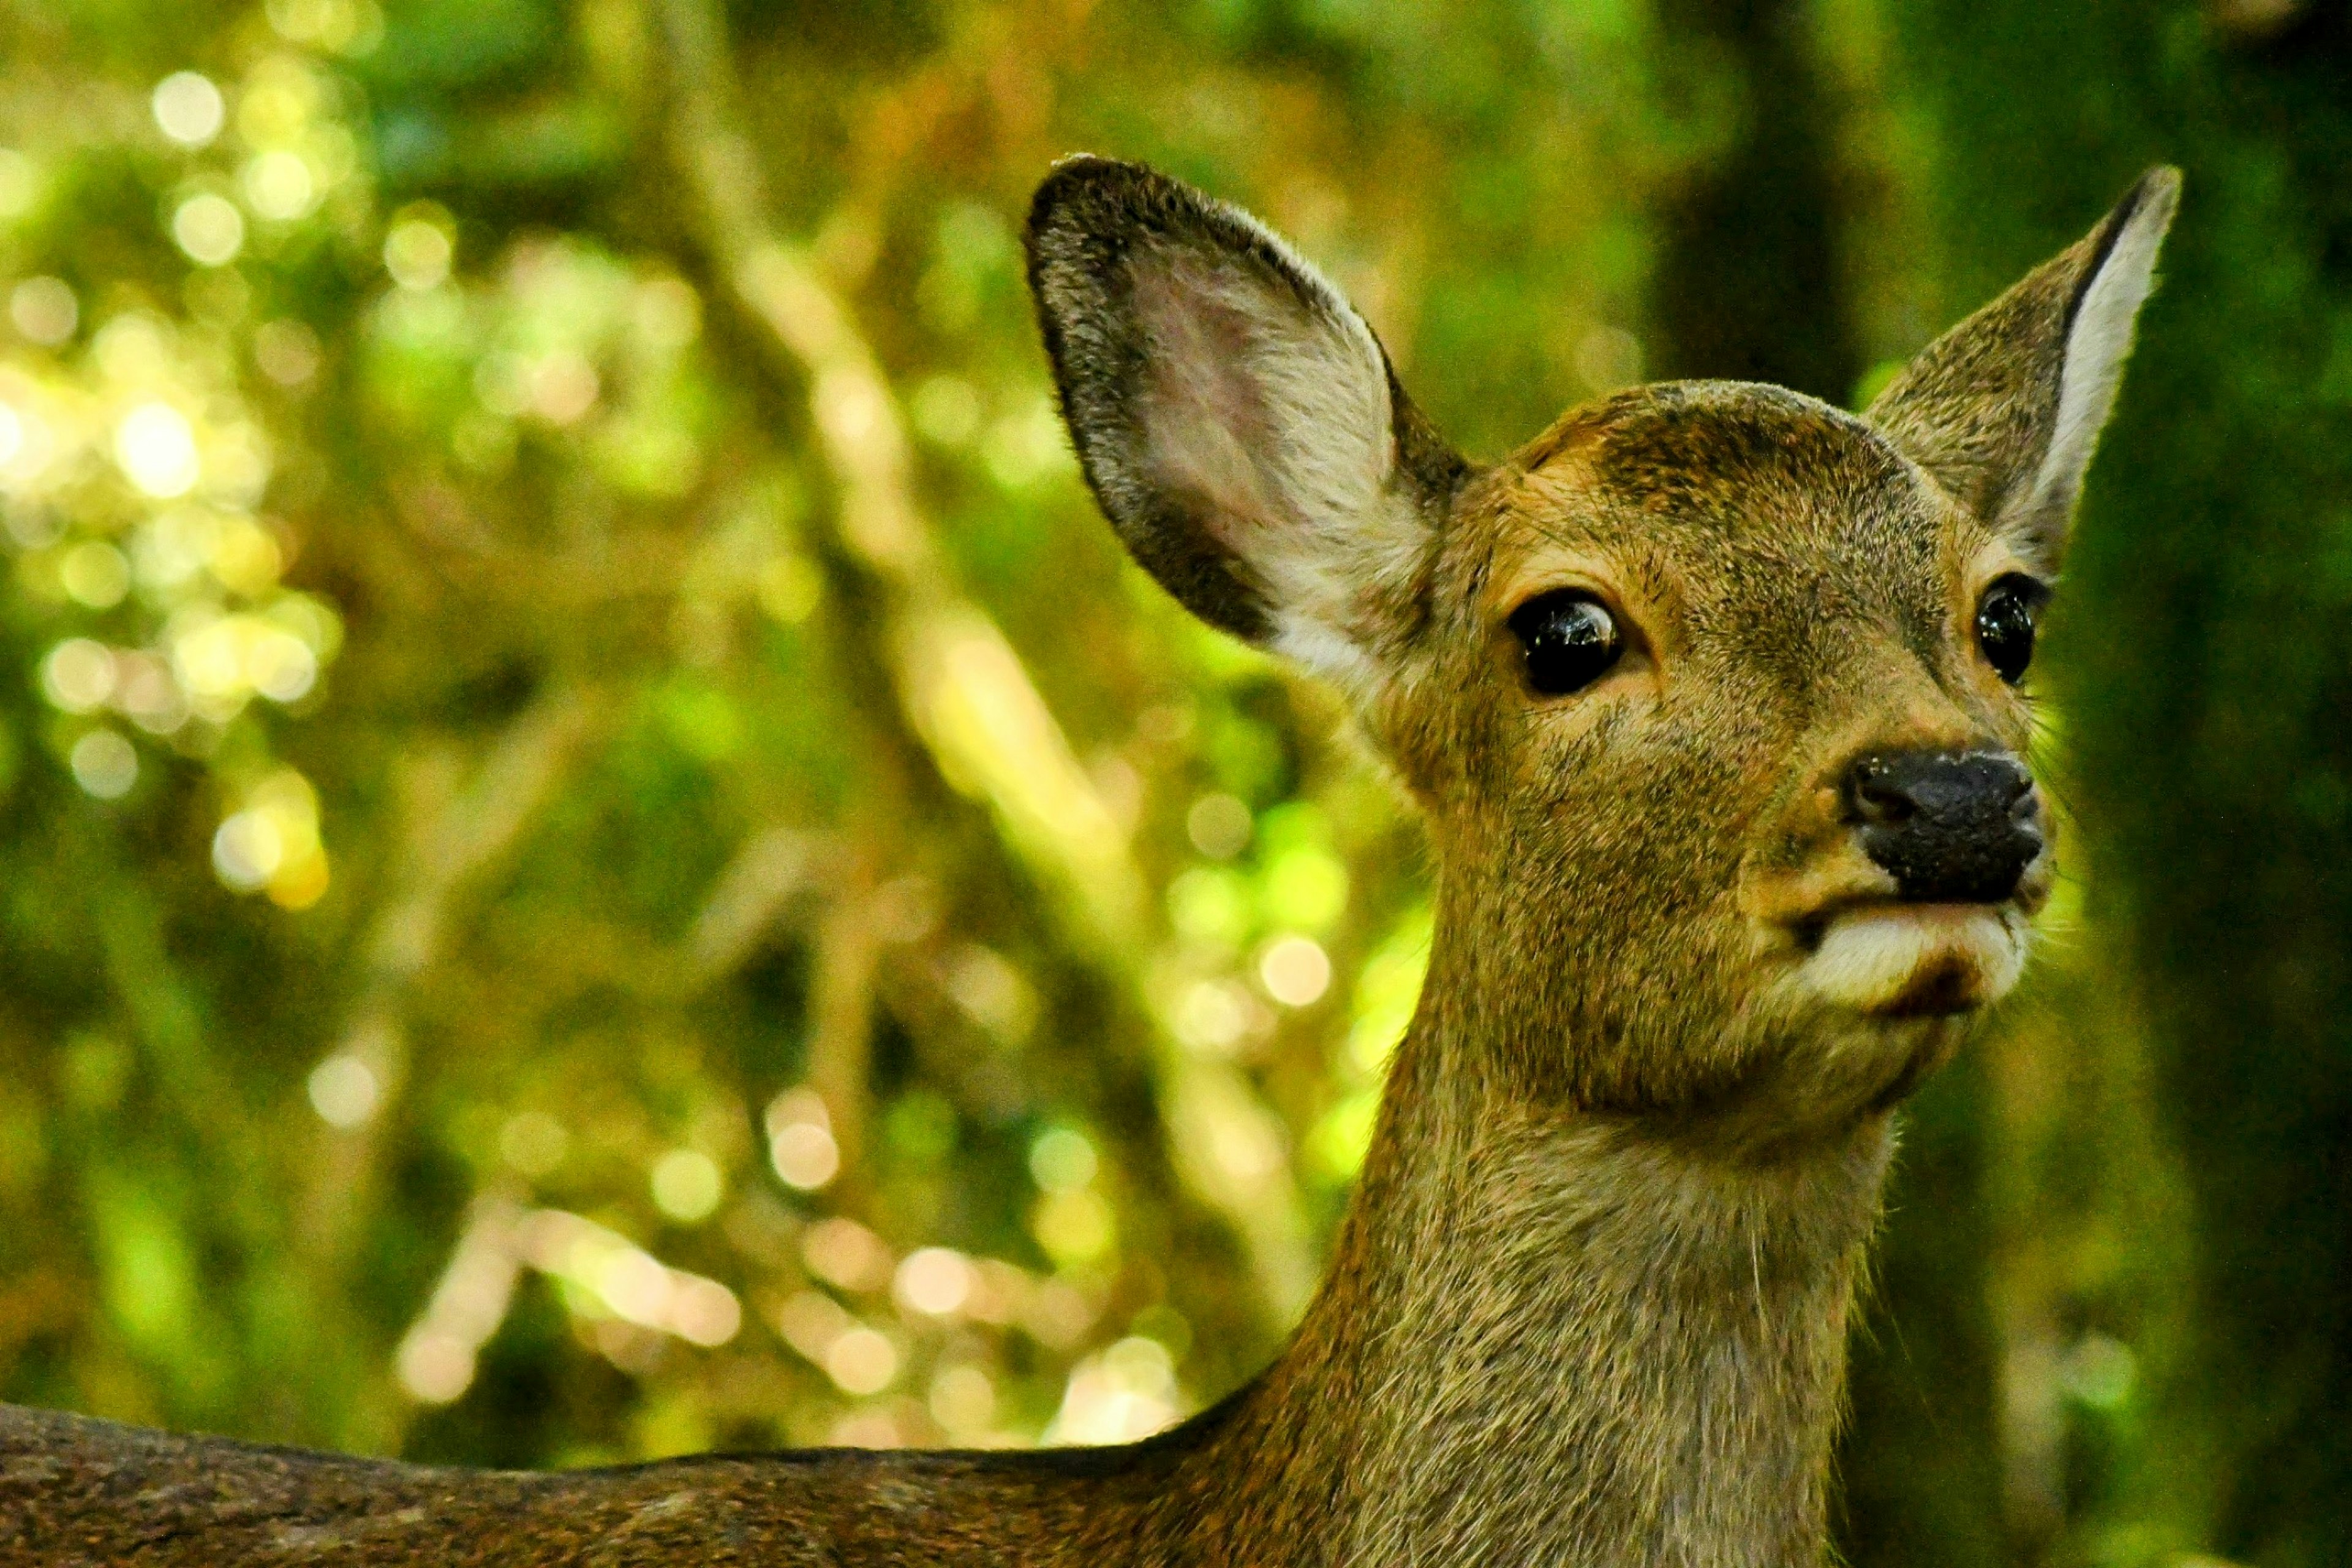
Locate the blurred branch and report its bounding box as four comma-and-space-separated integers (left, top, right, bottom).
92, 870, 255, 1152
388, 475, 696, 605
662, 5, 1136, 938
85, 843, 281, 1254
681, 825, 829, 986
805, 845, 883, 1188
655, 0, 1316, 1319
294, 684, 607, 1444
306, 683, 605, 1224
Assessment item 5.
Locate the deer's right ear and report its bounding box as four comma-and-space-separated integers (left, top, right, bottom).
1868, 167, 2180, 571
1027, 157, 1468, 696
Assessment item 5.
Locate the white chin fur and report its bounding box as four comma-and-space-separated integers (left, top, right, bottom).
1797, 906, 2026, 1014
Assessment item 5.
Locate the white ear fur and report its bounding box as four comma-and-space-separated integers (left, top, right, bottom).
2008, 172, 2181, 541
1129, 219, 1424, 696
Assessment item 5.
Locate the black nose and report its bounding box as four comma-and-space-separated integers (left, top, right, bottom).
1842, 750, 2043, 903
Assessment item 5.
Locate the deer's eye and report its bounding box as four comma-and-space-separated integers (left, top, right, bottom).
1510, 590, 1623, 697
1975, 575, 2049, 685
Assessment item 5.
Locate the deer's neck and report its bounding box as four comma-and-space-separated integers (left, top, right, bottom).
1191, 1006, 1893, 1568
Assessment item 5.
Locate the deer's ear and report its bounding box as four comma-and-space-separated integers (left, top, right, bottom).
1868, 167, 2180, 570
1027, 157, 1467, 694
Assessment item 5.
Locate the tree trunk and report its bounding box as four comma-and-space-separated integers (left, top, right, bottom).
1887, 1, 2352, 1561
1650, 0, 1864, 403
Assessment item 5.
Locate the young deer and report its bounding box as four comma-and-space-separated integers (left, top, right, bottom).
0, 159, 2177, 1566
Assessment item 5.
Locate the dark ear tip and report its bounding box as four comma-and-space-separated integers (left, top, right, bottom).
1026, 155, 1169, 251
2076, 166, 2183, 295
2117, 165, 2185, 230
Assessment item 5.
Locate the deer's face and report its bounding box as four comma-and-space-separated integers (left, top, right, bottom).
1028, 157, 2175, 1133
1381, 386, 2056, 1126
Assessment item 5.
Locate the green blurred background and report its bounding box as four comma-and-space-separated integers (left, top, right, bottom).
1, 1, 2347, 1564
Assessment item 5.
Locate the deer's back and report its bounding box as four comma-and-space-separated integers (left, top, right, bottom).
0, 1402, 1227, 1567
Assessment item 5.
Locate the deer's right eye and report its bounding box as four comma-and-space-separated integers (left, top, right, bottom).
1509, 590, 1623, 697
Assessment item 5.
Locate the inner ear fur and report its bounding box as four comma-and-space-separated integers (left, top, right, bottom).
1867, 167, 2181, 570
1026, 156, 1468, 691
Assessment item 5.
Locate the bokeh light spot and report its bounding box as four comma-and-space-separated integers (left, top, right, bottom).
213, 771, 325, 904
59, 541, 130, 609
824, 1325, 898, 1395
94, 314, 170, 382
981, 396, 1071, 489
213, 809, 284, 888
1259, 934, 1333, 1008
929, 1363, 996, 1436
894, 1247, 974, 1316
1167, 865, 1252, 948
9, 277, 75, 345
668, 1277, 741, 1346
42, 639, 116, 713
773, 1288, 851, 1365
944, 944, 1034, 1042
152, 72, 226, 147
68, 729, 137, 799
529, 352, 600, 424
1028, 1127, 1098, 1193
0, 150, 34, 219
253, 318, 322, 385
910, 375, 981, 447
172, 193, 246, 266
115, 403, 200, 498
595, 1248, 675, 1325
243, 150, 317, 221
1031, 1188, 1114, 1267
113, 652, 187, 734
802, 1216, 892, 1293
1046, 1335, 1178, 1446
1173, 978, 1262, 1054
1262, 845, 1349, 931
267, 0, 384, 53
766, 1088, 839, 1190
383, 214, 453, 290
249, 629, 317, 703
650, 1148, 723, 1223
1186, 793, 1253, 859
307, 1053, 380, 1127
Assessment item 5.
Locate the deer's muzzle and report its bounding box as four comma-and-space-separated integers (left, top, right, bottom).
1842, 750, 2043, 904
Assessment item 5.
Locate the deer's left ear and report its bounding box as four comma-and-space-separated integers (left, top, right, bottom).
1869, 167, 2180, 570
1027, 156, 1468, 699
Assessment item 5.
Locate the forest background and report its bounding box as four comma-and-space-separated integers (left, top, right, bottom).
0, 1, 2346, 1564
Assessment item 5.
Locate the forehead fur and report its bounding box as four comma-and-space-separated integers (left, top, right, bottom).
1520, 382, 1917, 533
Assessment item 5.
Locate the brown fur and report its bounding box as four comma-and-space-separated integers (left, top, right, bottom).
0, 162, 2179, 1566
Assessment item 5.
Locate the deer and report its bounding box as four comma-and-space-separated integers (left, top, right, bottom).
0, 157, 2178, 1566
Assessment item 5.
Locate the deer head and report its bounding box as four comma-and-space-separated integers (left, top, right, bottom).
1030, 159, 2178, 1153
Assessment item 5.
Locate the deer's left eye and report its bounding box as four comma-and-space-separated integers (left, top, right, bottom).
1510, 590, 1623, 697
1975, 574, 2049, 685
